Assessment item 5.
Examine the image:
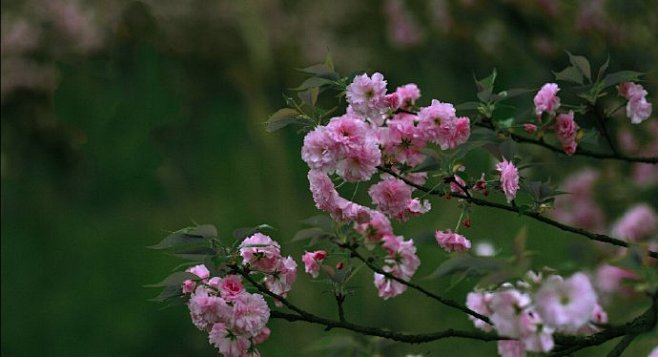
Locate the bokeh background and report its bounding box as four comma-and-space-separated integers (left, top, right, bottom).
2, 0, 657, 356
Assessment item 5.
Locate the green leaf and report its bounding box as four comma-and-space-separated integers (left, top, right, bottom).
499, 139, 518, 160
146, 271, 198, 288
553, 66, 584, 85
291, 227, 333, 242
291, 77, 335, 91
474, 69, 497, 102
298, 87, 320, 107
603, 70, 642, 88
491, 88, 533, 102
266, 108, 301, 133
149, 225, 217, 250
597, 55, 610, 82
566, 51, 592, 81
427, 255, 506, 280
300, 215, 334, 232
455, 101, 481, 111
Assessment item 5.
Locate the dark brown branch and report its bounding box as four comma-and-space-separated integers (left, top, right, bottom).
606, 333, 638, 357
344, 243, 492, 325
378, 166, 658, 259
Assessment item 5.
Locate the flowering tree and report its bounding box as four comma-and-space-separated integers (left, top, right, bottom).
151, 53, 657, 356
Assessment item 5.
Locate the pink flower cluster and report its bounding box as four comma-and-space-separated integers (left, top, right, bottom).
496, 159, 519, 203
618, 82, 652, 124
302, 250, 327, 278
183, 265, 271, 357
374, 235, 421, 299
369, 177, 431, 221
530, 83, 583, 155
239, 233, 297, 298
467, 272, 604, 356
610, 203, 657, 242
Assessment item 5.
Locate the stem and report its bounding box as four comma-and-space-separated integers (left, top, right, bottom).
606, 333, 638, 357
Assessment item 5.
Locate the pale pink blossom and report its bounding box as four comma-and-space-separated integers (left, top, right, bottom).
307, 170, 371, 223
253, 327, 271, 345
182, 279, 196, 294
496, 159, 520, 203
219, 275, 245, 301
384, 0, 423, 48
383, 116, 426, 165
417, 99, 470, 149
555, 111, 578, 155
301, 126, 337, 172
239, 233, 282, 273
594, 264, 638, 296
610, 204, 657, 241
381, 235, 420, 278
264, 256, 297, 298
369, 178, 431, 221
490, 289, 531, 337
648, 345, 658, 357
533, 83, 561, 116
335, 141, 382, 182
435, 229, 471, 253
475, 241, 496, 257
373, 266, 408, 299
450, 174, 468, 194
497, 340, 526, 357
535, 273, 597, 331
518, 309, 554, 353
230, 293, 270, 336
436, 116, 471, 150
354, 210, 394, 245
618, 82, 652, 124
389, 83, 421, 110
466, 291, 494, 332
302, 250, 327, 278
346, 73, 389, 125
208, 323, 251, 357
182, 264, 211, 295
577, 303, 609, 335
552, 169, 605, 232
188, 286, 231, 331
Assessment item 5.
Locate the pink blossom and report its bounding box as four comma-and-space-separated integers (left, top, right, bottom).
619, 82, 652, 124
182, 279, 196, 294
373, 266, 408, 299
518, 309, 554, 353
496, 159, 520, 203
264, 256, 297, 298
208, 323, 251, 357
552, 169, 605, 232
335, 141, 381, 182
383, 116, 426, 165
381, 235, 420, 278
435, 229, 471, 253
307, 170, 371, 223
301, 126, 337, 172
253, 327, 271, 345
384, 0, 423, 48
535, 273, 597, 331
219, 275, 245, 301
594, 264, 638, 296
490, 289, 531, 337
182, 264, 211, 295
554, 111, 579, 155
239, 233, 282, 273
523, 124, 538, 134
649, 346, 658, 357
188, 286, 231, 331
230, 293, 270, 336
610, 204, 657, 241
389, 83, 421, 110
346, 73, 389, 125
466, 291, 494, 332
302, 250, 327, 278
354, 210, 394, 245
533, 83, 561, 116
497, 340, 526, 357
437, 116, 471, 150
369, 178, 431, 221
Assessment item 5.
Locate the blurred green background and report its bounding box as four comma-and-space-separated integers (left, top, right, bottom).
2, 1, 657, 356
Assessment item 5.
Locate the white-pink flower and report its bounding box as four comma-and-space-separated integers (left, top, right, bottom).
302, 250, 327, 278
435, 229, 471, 253
208, 322, 252, 357
230, 292, 270, 336
489, 289, 531, 338
496, 159, 520, 203
354, 209, 394, 245
534, 83, 561, 116
389, 83, 421, 110
218, 275, 245, 302
618, 82, 652, 124
466, 291, 494, 332
346, 73, 389, 125
381, 235, 420, 278
188, 286, 231, 331
518, 309, 554, 353
264, 256, 297, 298
239, 233, 282, 273
373, 266, 408, 300
534, 273, 597, 331
301, 126, 338, 172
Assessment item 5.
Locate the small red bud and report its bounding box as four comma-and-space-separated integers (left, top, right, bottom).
463, 218, 471, 228
336, 261, 344, 270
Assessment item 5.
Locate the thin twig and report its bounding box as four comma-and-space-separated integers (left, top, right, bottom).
378, 166, 658, 259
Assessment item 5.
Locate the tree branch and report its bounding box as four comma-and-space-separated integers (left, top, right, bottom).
378, 166, 658, 259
